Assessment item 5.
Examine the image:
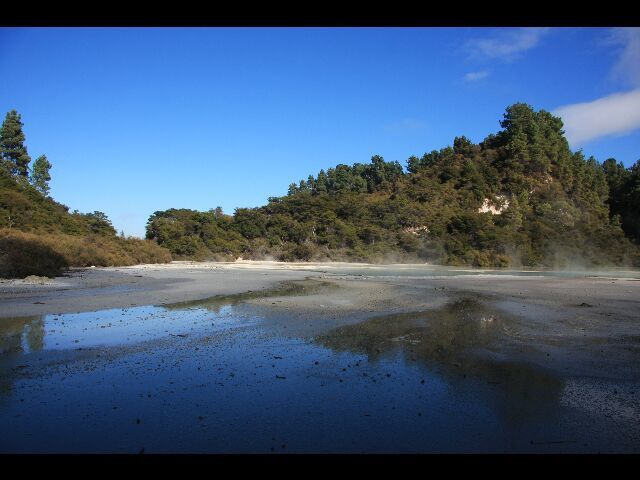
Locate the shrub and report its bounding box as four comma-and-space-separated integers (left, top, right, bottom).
0, 228, 172, 278
0, 229, 68, 277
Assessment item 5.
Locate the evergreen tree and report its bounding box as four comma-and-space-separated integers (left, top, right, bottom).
30, 154, 52, 196
212, 206, 224, 219
0, 110, 31, 177
85, 211, 116, 236
315, 170, 328, 194
306, 175, 316, 190
406, 155, 420, 173
453, 136, 473, 155
624, 161, 640, 242
605, 159, 640, 243
603, 158, 628, 214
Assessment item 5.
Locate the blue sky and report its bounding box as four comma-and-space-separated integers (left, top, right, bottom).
1, 27, 639, 238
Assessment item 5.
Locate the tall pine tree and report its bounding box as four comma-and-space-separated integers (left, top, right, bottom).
31, 154, 52, 196
0, 110, 31, 177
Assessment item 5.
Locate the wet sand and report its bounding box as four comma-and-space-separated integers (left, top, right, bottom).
1, 261, 639, 452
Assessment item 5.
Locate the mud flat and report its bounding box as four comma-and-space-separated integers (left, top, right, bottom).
0, 262, 321, 318
1, 262, 639, 453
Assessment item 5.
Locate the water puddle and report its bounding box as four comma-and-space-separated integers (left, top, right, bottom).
315, 298, 566, 421
0, 279, 335, 355
0, 305, 243, 355
1, 287, 638, 453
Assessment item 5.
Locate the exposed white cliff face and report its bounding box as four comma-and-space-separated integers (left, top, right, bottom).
478, 196, 509, 215
403, 225, 430, 236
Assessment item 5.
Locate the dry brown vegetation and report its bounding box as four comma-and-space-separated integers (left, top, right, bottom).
0, 229, 172, 278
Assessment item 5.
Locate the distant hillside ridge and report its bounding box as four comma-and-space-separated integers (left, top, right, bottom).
146, 103, 640, 268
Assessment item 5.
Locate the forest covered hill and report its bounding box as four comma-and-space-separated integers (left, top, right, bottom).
2, 103, 639, 278
146, 104, 640, 268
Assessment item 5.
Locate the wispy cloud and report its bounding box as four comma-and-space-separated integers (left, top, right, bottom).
467, 28, 551, 61
553, 88, 640, 146
606, 27, 640, 87
552, 28, 640, 147
464, 70, 489, 82
384, 118, 428, 133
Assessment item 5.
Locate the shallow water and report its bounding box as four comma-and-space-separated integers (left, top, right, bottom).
1, 285, 639, 453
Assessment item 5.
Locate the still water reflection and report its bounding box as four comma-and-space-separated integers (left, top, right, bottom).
0, 287, 638, 453
315, 299, 565, 425
0, 315, 45, 355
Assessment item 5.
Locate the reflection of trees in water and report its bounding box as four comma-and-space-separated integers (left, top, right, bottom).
0, 315, 45, 355
315, 298, 564, 424
162, 280, 338, 314
0, 314, 45, 398
316, 298, 505, 360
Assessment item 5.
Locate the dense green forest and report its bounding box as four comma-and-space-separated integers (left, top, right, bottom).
146, 103, 640, 268
0, 110, 171, 277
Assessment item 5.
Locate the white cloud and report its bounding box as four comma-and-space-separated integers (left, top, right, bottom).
464, 70, 489, 82
607, 27, 640, 86
553, 88, 640, 146
551, 28, 640, 146
467, 28, 551, 61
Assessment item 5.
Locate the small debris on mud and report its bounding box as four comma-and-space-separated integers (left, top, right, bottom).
23, 275, 53, 284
